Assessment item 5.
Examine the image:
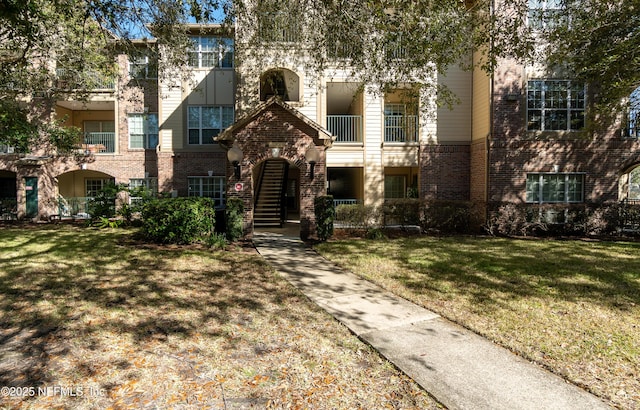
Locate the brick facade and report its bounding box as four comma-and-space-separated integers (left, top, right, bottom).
222, 102, 329, 240
419, 144, 470, 201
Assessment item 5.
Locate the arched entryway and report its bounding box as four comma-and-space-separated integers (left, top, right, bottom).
57, 169, 115, 218
252, 158, 301, 229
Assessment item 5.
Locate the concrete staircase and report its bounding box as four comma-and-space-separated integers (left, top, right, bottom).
254, 160, 287, 227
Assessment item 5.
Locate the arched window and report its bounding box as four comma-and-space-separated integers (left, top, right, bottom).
629, 166, 640, 200
628, 86, 640, 138
260, 69, 300, 102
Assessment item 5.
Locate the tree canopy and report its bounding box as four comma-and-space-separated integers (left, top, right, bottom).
1, 0, 638, 151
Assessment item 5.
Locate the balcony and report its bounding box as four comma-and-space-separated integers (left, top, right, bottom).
258, 13, 301, 43
81, 132, 115, 154
327, 115, 363, 143
56, 68, 115, 90
384, 115, 418, 143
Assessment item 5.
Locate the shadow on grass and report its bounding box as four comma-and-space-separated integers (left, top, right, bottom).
319, 236, 640, 312
0, 225, 304, 393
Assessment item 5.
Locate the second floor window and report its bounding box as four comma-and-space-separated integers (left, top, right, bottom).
188, 106, 234, 145
188, 37, 233, 69
527, 80, 585, 132
129, 54, 158, 79
129, 114, 158, 149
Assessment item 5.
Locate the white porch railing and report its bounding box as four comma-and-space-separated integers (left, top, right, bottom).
57, 196, 92, 218
384, 115, 418, 142
55, 68, 115, 90
83, 132, 115, 153
333, 199, 360, 207
327, 115, 363, 143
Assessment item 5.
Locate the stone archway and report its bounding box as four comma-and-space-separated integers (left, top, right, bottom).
216, 98, 333, 240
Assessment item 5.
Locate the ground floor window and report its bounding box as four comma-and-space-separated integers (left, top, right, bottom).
129, 178, 159, 204
86, 178, 115, 197
628, 167, 640, 200
526, 173, 584, 203
384, 175, 406, 199
187, 176, 225, 207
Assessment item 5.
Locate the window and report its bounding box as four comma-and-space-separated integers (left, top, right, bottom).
188, 37, 233, 68
526, 173, 584, 203
188, 176, 225, 207
128, 114, 158, 149
528, 0, 563, 29
385, 175, 406, 199
628, 87, 640, 138
628, 167, 640, 201
129, 53, 157, 79
527, 80, 585, 131
260, 70, 288, 100
129, 178, 158, 204
187, 106, 234, 145
86, 178, 114, 197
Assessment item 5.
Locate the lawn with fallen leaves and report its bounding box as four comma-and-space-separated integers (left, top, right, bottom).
0, 225, 440, 409
316, 235, 640, 409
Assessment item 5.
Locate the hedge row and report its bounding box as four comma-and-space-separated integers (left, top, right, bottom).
327, 199, 640, 238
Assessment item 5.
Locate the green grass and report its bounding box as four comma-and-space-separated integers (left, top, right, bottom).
0, 225, 439, 409
316, 236, 640, 409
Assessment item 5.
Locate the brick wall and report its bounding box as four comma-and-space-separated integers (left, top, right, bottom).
419, 144, 470, 200
225, 103, 327, 239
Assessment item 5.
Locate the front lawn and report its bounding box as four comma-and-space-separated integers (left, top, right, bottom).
0, 225, 438, 409
316, 236, 640, 409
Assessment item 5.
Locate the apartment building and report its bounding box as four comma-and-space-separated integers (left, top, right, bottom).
1, 1, 639, 239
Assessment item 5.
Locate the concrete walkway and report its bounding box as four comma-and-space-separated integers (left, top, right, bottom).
253, 231, 612, 410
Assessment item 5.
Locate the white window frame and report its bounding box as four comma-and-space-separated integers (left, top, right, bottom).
187, 106, 234, 145
527, 80, 585, 132
187, 176, 226, 208
129, 177, 159, 204
129, 54, 157, 79
128, 113, 158, 149
526, 173, 585, 204
528, 0, 563, 29
188, 36, 234, 69
85, 178, 115, 197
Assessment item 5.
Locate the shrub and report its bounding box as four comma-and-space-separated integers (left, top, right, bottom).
382, 199, 421, 227
206, 232, 228, 249
225, 197, 244, 241
485, 203, 544, 237
421, 200, 474, 234
87, 183, 126, 219
335, 203, 381, 234
141, 197, 216, 244
314, 196, 335, 241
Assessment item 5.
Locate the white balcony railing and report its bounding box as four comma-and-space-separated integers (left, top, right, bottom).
334, 199, 360, 207
384, 115, 418, 143
327, 115, 363, 143
56, 68, 115, 90
82, 132, 115, 153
